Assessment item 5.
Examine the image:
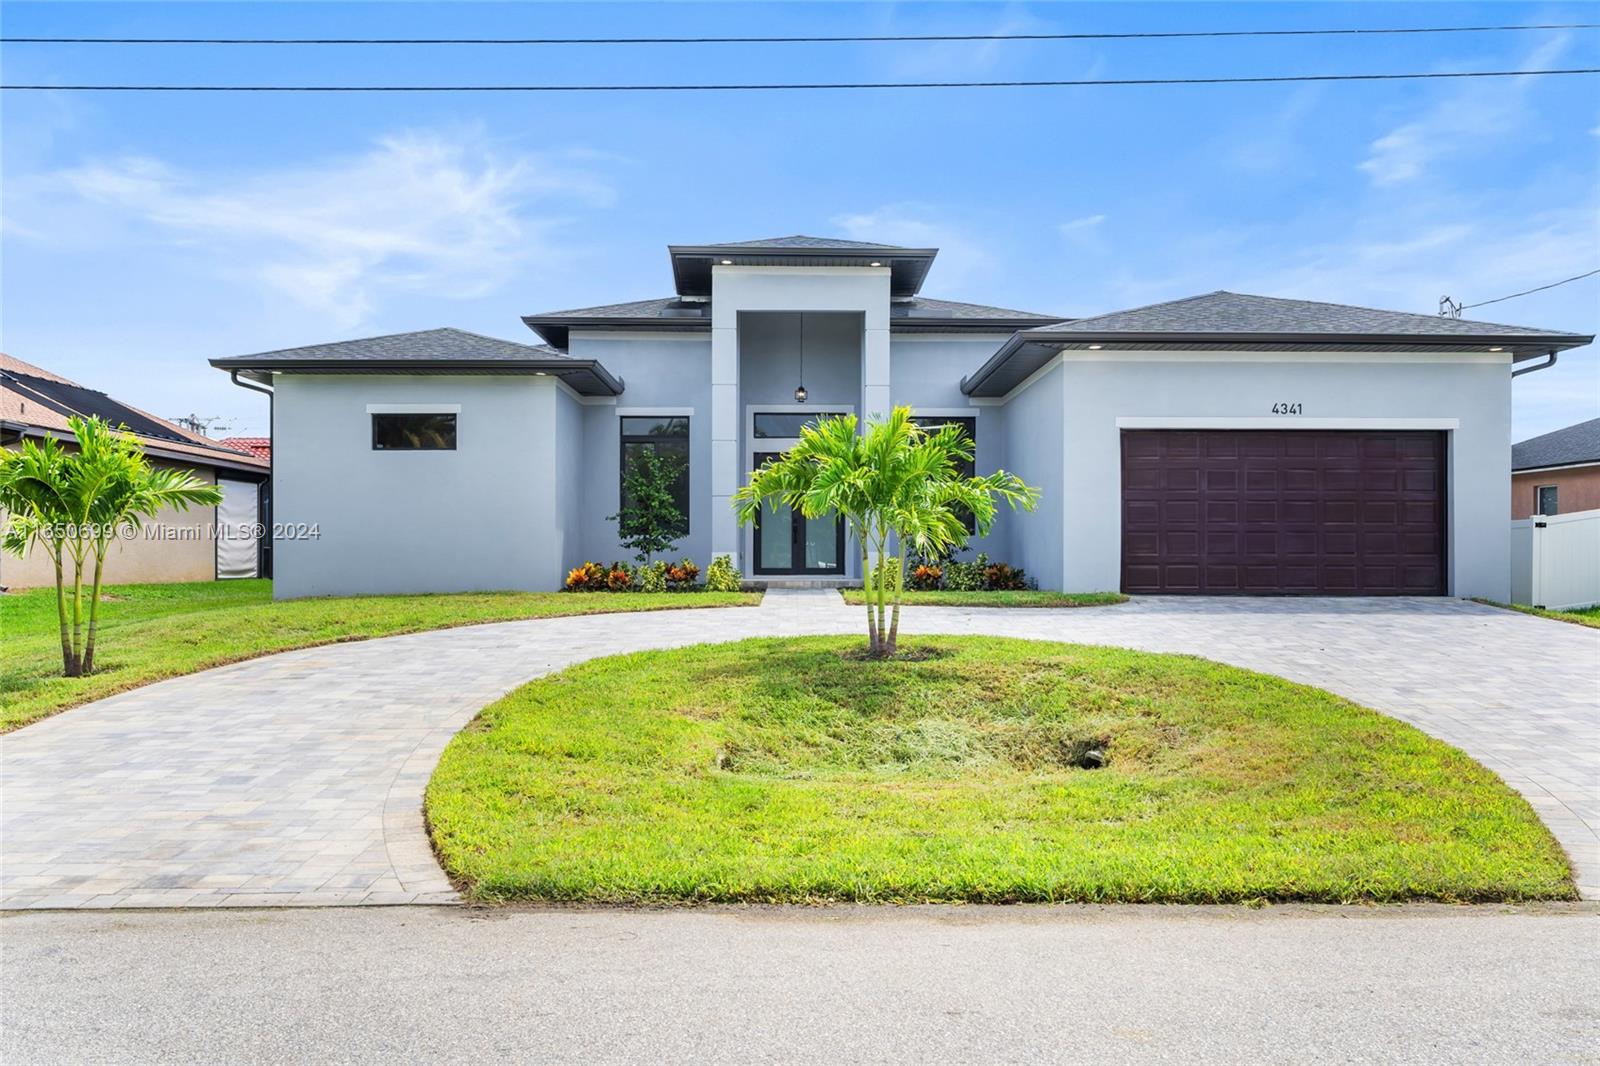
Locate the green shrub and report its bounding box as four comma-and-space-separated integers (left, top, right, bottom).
943, 552, 988, 591
704, 554, 743, 592
639, 561, 668, 594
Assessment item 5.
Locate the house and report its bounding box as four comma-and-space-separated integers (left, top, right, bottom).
1, 353, 270, 587
211, 236, 1593, 600
1511, 417, 1600, 518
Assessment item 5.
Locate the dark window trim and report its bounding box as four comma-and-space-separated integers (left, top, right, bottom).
370, 411, 457, 451
619, 416, 692, 536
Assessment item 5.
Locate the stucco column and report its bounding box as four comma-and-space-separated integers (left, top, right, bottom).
710, 322, 741, 570
862, 324, 891, 424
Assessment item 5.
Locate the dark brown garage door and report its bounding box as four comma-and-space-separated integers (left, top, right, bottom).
1121, 430, 1445, 596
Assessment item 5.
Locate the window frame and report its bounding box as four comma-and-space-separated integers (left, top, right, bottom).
1536, 484, 1559, 517
911, 415, 979, 535
618, 415, 692, 536
369, 411, 458, 451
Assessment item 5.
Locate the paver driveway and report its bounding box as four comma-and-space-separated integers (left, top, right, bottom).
2, 592, 1595, 908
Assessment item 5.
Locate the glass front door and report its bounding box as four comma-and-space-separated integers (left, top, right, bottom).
752, 452, 845, 575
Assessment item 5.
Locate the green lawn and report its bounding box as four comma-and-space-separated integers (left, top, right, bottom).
0, 580, 759, 733
427, 636, 1572, 905
1475, 599, 1600, 629
841, 589, 1126, 608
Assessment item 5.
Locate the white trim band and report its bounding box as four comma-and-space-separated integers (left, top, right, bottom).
365, 403, 461, 414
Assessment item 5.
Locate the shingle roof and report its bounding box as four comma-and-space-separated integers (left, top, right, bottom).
1, 353, 269, 471
894, 297, 1064, 323
1513, 417, 1600, 471
710, 235, 913, 251
210, 327, 624, 395
524, 295, 1062, 346
214, 327, 566, 364
1028, 290, 1588, 340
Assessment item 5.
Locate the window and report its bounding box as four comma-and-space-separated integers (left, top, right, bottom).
911, 416, 978, 533
372, 412, 456, 450
1537, 485, 1559, 516
620, 416, 691, 533
753, 412, 826, 439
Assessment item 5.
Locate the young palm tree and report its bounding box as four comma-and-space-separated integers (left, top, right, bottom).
734, 407, 1039, 657
0, 416, 224, 676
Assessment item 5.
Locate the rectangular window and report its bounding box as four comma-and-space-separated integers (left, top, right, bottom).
620, 416, 691, 534
912, 416, 978, 533
1537, 485, 1559, 516
752, 412, 826, 439
372, 412, 456, 450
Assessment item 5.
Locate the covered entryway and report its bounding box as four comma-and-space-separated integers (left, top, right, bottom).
1120, 429, 1446, 595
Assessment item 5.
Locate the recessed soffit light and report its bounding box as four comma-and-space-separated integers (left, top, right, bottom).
1488, 346, 1504, 352
720, 259, 733, 265
1087, 344, 1104, 350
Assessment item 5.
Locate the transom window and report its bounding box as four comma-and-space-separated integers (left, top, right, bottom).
371, 412, 456, 451
752, 412, 827, 439
620, 416, 691, 534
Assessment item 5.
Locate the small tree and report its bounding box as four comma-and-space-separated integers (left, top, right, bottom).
0, 416, 223, 676
734, 407, 1039, 658
609, 448, 686, 565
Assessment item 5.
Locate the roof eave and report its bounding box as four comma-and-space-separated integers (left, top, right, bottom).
1021, 329, 1594, 354
668, 244, 939, 298
208, 357, 626, 397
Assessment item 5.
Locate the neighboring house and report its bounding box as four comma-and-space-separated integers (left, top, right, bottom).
219, 436, 272, 463
1511, 417, 1600, 518
211, 235, 1593, 600
1, 354, 270, 588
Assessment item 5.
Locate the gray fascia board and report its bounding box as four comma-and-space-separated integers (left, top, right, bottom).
208, 357, 625, 396
669, 244, 938, 297
960, 329, 1596, 397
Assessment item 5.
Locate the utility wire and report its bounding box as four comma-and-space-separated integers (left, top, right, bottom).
3, 23, 1596, 45
1462, 269, 1600, 311
5, 68, 1597, 93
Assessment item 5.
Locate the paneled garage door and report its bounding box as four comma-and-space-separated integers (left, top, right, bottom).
1121, 430, 1446, 596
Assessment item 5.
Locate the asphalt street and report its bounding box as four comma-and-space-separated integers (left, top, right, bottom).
3, 903, 1596, 1064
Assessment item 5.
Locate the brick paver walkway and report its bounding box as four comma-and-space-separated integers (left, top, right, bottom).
2, 592, 1595, 908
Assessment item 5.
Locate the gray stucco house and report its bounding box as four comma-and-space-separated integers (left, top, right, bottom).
213, 235, 1592, 600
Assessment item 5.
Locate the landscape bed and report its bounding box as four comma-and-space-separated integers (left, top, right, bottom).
0, 580, 759, 732
427, 635, 1573, 905
840, 590, 1127, 608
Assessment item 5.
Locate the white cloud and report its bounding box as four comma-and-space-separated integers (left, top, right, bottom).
1058, 214, 1105, 234
1358, 34, 1571, 187
45, 130, 614, 327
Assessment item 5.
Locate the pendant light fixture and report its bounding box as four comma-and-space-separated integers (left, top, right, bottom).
793, 313, 808, 403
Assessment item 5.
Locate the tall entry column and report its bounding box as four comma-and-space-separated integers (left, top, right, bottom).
710, 303, 741, 571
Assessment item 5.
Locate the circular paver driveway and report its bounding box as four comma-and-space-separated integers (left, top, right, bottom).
2, 591, 1595, 908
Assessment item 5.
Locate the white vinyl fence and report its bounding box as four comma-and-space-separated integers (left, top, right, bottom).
1510, 507, 1600, 610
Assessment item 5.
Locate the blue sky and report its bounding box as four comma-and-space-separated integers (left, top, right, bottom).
3, 2, 1596, 440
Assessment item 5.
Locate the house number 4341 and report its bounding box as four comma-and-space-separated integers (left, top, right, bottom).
1271, 402, 1304, 414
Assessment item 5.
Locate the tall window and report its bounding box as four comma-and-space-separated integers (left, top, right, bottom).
372, 412, 456, 450
620, 416, 691, 533
912, 416, 978, 534
1537, 485, 1559, 516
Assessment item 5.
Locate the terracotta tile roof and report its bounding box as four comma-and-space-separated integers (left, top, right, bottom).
218, 436, 272, 461
1, 353, 268, 472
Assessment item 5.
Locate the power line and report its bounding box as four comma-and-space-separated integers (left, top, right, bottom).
3, 23, 1595, 45
1461, 269, 1600, 312
5, 67, 1597, 93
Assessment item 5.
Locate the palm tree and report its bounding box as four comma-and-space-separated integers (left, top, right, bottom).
1, 416, 223, 676
734, 407, 1039, 657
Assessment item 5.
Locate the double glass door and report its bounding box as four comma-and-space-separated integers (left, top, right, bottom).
752, 451, 844, 575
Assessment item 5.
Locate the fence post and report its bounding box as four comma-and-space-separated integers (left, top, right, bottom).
1530, 519, 1546, 609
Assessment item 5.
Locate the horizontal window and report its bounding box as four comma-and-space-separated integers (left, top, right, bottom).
752, 412, 843, 439
620, 416, 689, 439
372, 412, 457, 451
